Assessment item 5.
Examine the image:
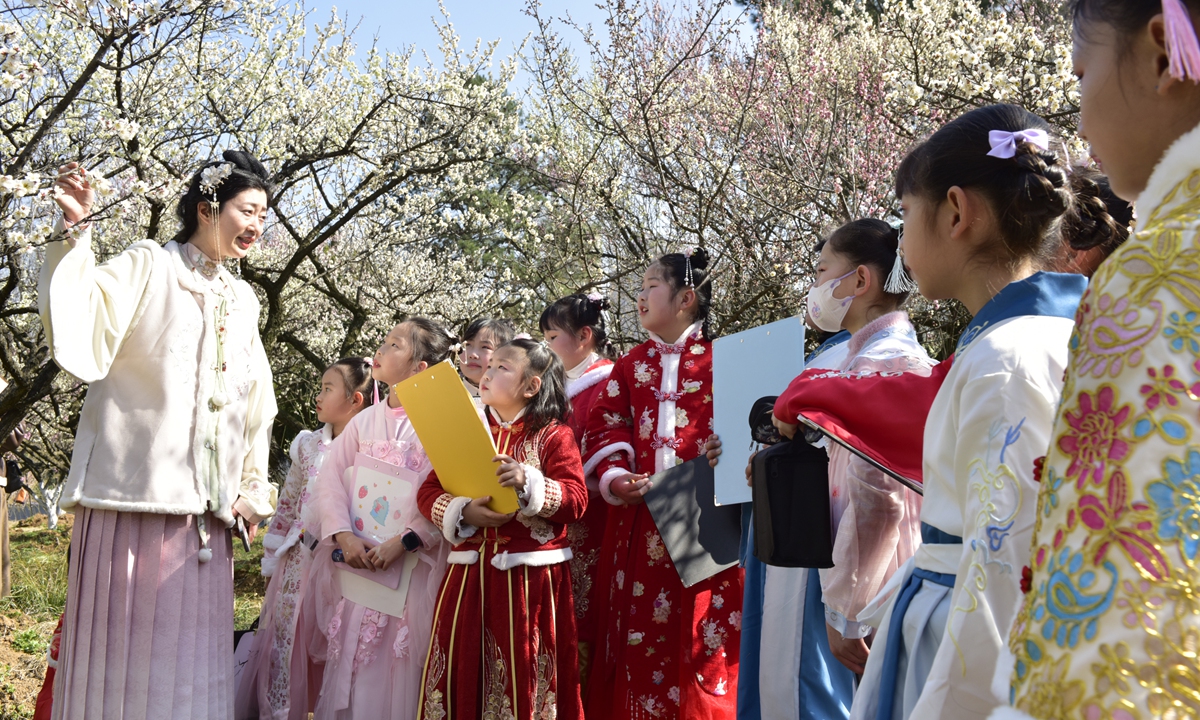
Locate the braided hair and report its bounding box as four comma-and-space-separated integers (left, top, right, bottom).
895, 104, 1073, 267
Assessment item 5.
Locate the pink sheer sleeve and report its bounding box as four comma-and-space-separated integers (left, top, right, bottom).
820, 446, 921, 638
316, 416, 361, 541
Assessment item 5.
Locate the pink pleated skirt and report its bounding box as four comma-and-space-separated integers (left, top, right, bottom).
52, 508, 235, 720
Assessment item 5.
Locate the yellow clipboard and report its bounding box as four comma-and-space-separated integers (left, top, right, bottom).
393, 360, 519, 514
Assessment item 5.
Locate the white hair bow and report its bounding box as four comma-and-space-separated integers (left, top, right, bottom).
986, 129, 1050, 159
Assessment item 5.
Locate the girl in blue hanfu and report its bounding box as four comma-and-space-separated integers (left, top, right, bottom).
848, 104, 1088, 720
735, 310, 851, 720
764, 219, 933, 720
582, 248, 743, 720
235, 357, 374, 720
998, 2, 1200, 719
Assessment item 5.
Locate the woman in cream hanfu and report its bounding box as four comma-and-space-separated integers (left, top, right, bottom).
1000, 2, 1200, 718
41, 151, 278, 720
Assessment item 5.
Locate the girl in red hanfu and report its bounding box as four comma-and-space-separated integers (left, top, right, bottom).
539, 292, 617, 692
417, 338, 589, 720
583, 248, 742, 720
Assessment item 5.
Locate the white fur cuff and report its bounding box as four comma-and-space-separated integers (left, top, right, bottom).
439, 495, 478, 545
582, 441, 634, 479
600, 466, 630, 506
518, 464, 546, 517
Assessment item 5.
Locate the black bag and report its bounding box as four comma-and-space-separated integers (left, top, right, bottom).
4, 458, 21, 494
751, 429, 834, 569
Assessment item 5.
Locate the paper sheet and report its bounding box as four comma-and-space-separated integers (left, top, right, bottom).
711, 317, 806, 504
392, 360, 519, 514
644, 456, 742, 587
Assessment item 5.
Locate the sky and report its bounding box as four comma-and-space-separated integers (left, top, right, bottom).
301, 0, 751, 90
302, 0, 618, 88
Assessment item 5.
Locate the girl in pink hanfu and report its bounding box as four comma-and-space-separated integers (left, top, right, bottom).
235, 358, 374, 720
307, 319, 456, 720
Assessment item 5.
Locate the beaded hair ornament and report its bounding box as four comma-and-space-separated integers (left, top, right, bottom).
195, 160, 234, 563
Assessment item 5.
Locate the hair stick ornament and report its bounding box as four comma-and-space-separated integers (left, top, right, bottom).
683, 247, 695, 287
1164, 0, 1200, 82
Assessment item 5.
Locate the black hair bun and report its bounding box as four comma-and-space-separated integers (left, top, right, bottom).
1064, 168, 1131, 251
221, 149, 269, 181
1010, 144, 1071, 223
688, 247, 710, 271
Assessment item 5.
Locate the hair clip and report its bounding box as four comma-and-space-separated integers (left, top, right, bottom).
514, 332, 532, 341
986, 129, 1049, 159
199, 162, 233, 197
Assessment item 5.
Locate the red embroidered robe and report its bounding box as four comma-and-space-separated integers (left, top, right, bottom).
581, 324, 742, 720
416, 417, 588, 720
566, 357, 615, 648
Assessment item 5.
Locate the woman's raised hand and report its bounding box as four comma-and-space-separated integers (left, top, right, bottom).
54, 163, 94, 226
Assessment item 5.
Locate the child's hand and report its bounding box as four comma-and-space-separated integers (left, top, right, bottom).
494, 454, 527, 491
704, 434, 722, 468
826, 623, 870, 675
334, 531, 376, 571
462, 496, 516, 528
746, 449, 758, 487
609, 472, 652, 505
772, 415, 798, 440
366, 535, 405, 571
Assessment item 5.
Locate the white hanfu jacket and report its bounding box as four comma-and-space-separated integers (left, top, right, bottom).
38, 226, 277, 525
852, 272, 1086, 720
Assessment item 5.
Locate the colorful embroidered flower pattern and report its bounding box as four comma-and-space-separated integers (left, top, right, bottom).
1078, 470, 1168, 580
1031, 548, 1118, 649
1164, 310, 1200, 354
1057, 386, 1133, 488
1139, 364, 1200, 410
1146, 447, 1200, 564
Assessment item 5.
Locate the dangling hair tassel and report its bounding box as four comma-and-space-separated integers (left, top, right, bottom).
885, 253, 918, 294
1164, 0, 1200, 82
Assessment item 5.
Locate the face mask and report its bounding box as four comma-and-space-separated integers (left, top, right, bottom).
806, 270, 855, 333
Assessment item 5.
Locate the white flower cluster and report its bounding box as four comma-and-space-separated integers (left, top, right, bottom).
199, 163, 233, 196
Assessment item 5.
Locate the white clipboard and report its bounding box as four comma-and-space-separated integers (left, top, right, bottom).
711, 317, 806, 505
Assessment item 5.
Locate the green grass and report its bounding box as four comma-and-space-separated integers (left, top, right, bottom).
0, 519, 71, 625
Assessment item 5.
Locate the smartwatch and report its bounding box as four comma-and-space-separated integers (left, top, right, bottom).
400, 529, 422, 553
